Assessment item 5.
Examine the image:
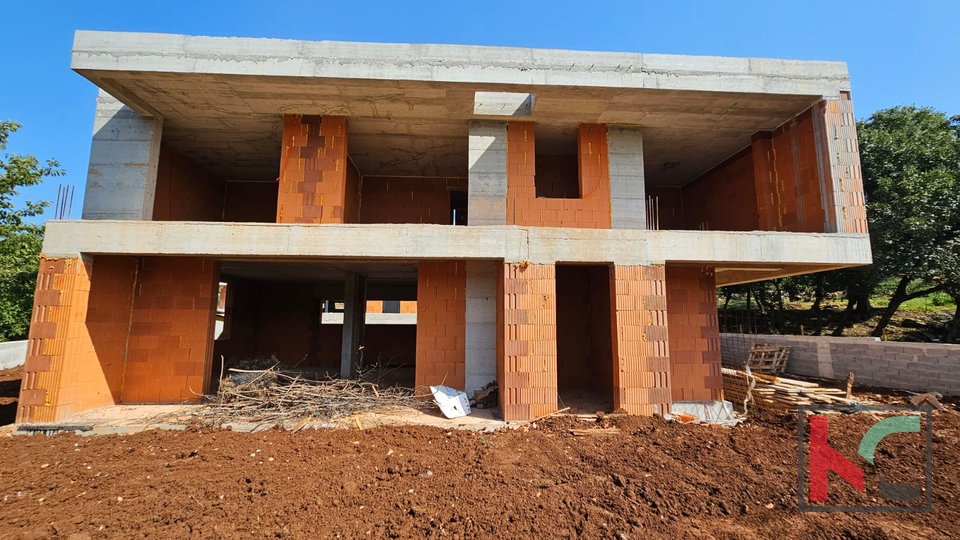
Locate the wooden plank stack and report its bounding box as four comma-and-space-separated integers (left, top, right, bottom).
721, 368, 861, 412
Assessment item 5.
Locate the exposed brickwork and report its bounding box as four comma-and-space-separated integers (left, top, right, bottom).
611, 265, 671, 415
415, 261, 466, 391
506, 123, 612, 228
817, 97, 869, 234
276, 115, 351, 224
223, 182, 279, 223
358, 176, 466, 224
120, 257, 218, 403
498, 263, 558, 421
682, 148, 759, 231
17, 256, 140, 423
153, 144, 225, 221
665, 266, 723, 401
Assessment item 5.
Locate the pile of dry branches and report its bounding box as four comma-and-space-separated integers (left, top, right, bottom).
195, 366, 427, 425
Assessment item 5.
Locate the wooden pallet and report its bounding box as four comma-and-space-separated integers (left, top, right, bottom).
745, 344, 789, 374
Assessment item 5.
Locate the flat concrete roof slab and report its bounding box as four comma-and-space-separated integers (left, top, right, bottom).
71, 31, 851, 186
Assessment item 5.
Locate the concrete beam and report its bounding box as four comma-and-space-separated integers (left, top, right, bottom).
81, 90, 163, 220
72, 31, 851, 97
607, 126, 647, 230
467, 122, 508, 226
42, 221, 873, 281
473, 92, 535, 116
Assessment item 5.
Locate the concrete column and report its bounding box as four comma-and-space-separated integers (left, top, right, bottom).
607, 126, 647, 229
340, 273, 367, 378
82, 90, 163, 220
465, 260, 497, 395
467, 121, 508, 225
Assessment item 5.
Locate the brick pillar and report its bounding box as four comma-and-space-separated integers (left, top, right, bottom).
498, 263, 558, 421
665, 266, 723, 401
577, 123, 613, 228
276, 114, 350, 224
611, 265, 671, 415
415, 261, 466, 391
505, 122, 536, 226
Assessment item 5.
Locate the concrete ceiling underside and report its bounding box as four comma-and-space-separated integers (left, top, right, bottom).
87, 71, 820, 186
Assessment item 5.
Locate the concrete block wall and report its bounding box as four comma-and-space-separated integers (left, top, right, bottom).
506, 122, 612, 228
415, 261, 466, 391
276, 115, 351, 224
121, 257, 218, 403
498, 263, 558, 421
612, 265, 672, 415
666, 266, 723, 401
465, 261, 497, 395
0, 340, 27, 370
720, 333, 960, 396
81, 90, 163, 221
607, 126, 647, 229
468, 122, 508, 225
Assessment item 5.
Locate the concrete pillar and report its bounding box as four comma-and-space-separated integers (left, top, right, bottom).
465, 260, 497, 395
82, 90, 163, 220
467, 121, 508, 225
606, 126, 647, 229
340, 272, 367, 378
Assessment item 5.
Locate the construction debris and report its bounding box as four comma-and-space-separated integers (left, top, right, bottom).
194, 367, 427, 425
469, 382, 498, 409
909, 392, 946, 411
722, 368, 864, 413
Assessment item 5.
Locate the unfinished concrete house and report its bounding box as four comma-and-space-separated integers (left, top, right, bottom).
16, 31, 871, 423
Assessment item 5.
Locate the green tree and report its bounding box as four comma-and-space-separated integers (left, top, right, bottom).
0, 121, 61, 340
857, 107, 960, 338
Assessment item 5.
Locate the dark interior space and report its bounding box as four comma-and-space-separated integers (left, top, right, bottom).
535, 125, 580, 199
211, 261, 418, 389
555, 264, 614, 411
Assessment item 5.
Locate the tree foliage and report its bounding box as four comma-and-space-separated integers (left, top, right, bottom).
0, 121, 60, 341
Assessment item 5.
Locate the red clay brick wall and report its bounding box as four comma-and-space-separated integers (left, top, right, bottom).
506, 123, 612, 228
17, 256, 136, 422
276, 115, 352, 224
645, 186, 684, 230
817, 97, 869, 234
121, 257, 217, 403
415, 261, 466, 391
358, 176, 467, 224
498, 263, 558, 421
223, 182, 279, 223
682, 148, 760, 231
611, 265, 671, 415
153, 144, 226, 221
535, 155, 579, 198
665, 266, 723, 401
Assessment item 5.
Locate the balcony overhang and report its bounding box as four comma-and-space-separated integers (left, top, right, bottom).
42, 221, 871, 286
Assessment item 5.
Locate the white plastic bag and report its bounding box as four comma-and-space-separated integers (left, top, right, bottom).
430, 385, 471, 419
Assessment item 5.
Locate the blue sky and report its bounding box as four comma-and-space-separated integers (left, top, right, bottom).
2, 0, 958, 222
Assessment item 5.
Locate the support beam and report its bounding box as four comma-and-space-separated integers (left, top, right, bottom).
81, 90, 163, 220
339, 272, 367, 378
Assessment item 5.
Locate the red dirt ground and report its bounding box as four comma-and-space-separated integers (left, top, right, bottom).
0, 409, 957, 539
